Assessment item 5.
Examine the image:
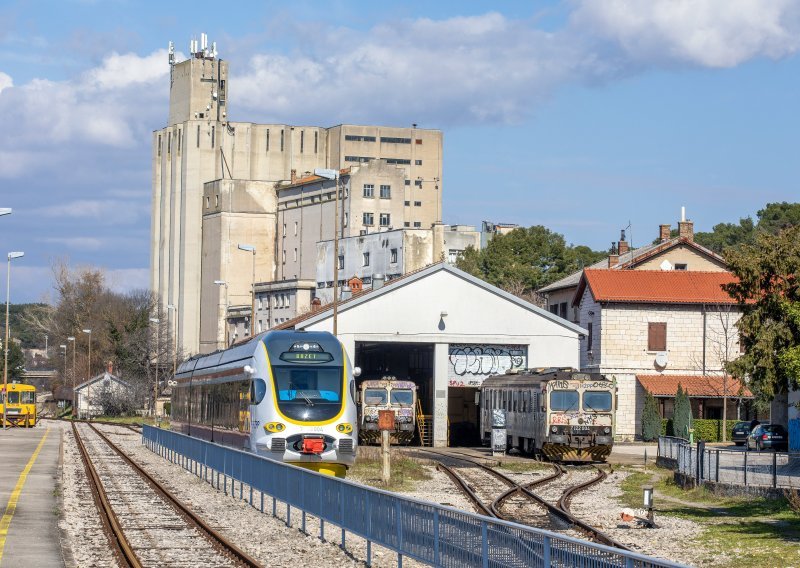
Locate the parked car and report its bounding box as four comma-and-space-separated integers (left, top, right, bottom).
731, 421, 752, 446
746, 424, 788, 452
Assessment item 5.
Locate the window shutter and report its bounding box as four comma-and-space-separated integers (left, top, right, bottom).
648, 322, 667, 351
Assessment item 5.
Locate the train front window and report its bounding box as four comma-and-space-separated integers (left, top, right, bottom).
390, 389, 413, 406
583, 391, 612, 412
364, 388, 388, 405
7, 392, 19, 404
271, 365, 343, 421
550, 390, 579, 411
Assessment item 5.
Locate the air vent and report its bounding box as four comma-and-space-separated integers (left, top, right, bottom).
271, 438, 286, 452
338, 439, 354, 453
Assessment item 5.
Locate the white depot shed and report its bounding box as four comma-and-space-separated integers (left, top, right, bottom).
278, 263, 586, 447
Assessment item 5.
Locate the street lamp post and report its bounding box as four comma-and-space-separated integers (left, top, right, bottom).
60, 345, 67, 408
167, 304, 177, 377
237, 244, 256, 337
314, 168, 341, 335
67, 336, 75, 415
149, 317, 160, 416
214, 280, 229, 347
3, 251, 24, 430
82, 329, 92, 419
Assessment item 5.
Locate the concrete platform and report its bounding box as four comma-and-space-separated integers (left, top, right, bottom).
0, 425, 64, 568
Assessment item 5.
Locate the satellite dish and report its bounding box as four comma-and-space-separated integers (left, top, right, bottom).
655, 352, 668, 368
660, 260, 672, 271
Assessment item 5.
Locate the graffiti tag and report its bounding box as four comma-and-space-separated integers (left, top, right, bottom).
447, 344, 527, 385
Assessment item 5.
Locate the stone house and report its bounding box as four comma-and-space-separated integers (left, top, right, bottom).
573, 269, 753, 440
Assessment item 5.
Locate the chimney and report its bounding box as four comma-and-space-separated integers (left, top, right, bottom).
311, 297, 322, 311
618, 229, 629, 255
107, 361, 113, 375
678, 220, 694, 242
372, 273, 385, 290
659, 224, 671, 242
608, 254, 619, 268
290, 169, 297, 183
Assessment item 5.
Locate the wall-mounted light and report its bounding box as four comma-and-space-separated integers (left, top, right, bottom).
440, 311, 448, 318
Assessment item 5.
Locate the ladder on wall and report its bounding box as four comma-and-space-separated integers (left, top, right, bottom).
416, 399, 434, 447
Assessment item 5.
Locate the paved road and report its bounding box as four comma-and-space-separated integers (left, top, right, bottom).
609, 443, 658, 465
0, 425, 64, 568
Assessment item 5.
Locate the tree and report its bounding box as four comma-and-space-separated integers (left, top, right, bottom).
641, 391, 662, 442
3, 340, 26, 381
724, 226, 800, 410
456, 226, 605, 298
694, 217, 756, 254
673, 384, 693, 440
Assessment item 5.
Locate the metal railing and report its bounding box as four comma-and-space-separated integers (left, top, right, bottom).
658, 436, 800, 489
142, 426, 682, 568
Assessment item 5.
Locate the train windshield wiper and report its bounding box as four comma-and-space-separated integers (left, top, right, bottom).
298, 392, 314, 406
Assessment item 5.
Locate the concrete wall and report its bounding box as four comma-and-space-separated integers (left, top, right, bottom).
254, 280, 315, 330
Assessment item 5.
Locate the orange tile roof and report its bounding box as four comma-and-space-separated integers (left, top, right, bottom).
576, 269, 738, 305
637, 375, 753, 398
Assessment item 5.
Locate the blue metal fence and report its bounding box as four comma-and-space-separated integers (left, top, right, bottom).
142, 426, 683, 568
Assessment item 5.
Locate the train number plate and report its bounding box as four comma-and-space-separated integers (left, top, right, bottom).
571, 425, 591, 433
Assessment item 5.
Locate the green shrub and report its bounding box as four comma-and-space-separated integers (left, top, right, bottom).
641, 391, 662, 441
692, 419, 737, 442
673, 384, 693, 440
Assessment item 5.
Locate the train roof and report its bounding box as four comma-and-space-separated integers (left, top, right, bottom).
176, 329, 341, 377
481, 368, 609, 388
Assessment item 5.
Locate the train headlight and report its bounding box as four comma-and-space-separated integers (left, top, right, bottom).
264, 422, 286, 433
604, 426, 611, 434
551, 425, 558, 433
336, 423, 353, 434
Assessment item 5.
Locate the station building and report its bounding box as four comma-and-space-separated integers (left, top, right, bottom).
275, 263, 585, 447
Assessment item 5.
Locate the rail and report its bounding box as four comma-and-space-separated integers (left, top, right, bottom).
142, 426, 682, 567
658, 436, 800, 489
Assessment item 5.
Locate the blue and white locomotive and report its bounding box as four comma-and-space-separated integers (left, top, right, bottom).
170, 330, 358, 477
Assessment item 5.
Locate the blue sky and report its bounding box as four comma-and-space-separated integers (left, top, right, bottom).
1, 0, 798, 302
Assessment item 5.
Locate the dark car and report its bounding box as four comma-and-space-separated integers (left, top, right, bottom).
746, 424, 788, 452
731, 421, 752, 446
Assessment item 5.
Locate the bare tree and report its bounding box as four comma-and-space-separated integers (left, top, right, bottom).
703, 303, 743, 442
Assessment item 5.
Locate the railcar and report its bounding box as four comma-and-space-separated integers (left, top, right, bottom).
0, 383, 37, 427
171, 330, 358, 477
480, 368, 616, 462
357, 378, 417, 445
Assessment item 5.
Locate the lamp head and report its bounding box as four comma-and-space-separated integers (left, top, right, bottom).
0, 208, 11, 216
214, 280, 227, 286
82, 329, 91, 334
149, 318, 159, 324
8, 251, 24, 260
237, 243, 255, 253
67, 336, 75, 341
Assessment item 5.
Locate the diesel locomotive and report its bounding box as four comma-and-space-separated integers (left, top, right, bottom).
480, 368, 616, 462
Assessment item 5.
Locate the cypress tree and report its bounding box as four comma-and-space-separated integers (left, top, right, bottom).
672, 383, 693, 440
641, 391, 662, 441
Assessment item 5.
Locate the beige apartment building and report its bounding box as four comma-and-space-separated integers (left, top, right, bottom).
151, 36, 443, 355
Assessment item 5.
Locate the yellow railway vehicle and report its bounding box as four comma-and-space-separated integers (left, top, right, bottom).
1, 383, 37, 428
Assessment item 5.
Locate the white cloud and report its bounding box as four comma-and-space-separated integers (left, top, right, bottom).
38, 237, 105, 251
106, 268, 150, 295
35, 199, 149, 225
571, 0, 800, 68
0, 71, 12, 93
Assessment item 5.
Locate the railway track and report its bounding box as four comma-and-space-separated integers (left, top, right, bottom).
417, 448, 630, 550
71, 421, 262, 568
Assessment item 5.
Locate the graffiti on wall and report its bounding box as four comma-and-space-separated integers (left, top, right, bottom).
448, 344, 527, 387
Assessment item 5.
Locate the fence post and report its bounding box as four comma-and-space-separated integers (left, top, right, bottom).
744, 450, 748, 486
434, 508, 440, 566
773, 452, 778, 489
481, 521, 489, 568
543, 535, 551, 567
716, 450, 720, 483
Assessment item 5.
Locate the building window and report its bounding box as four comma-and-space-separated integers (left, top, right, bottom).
158, 134, 161, 156
380, 185, 391, 199
314, 131, 318, 153
345, 134, 376, 142
266, 129, 270, 152
390, 249, 398, 263
205, 196, 210, 208
648, 322, 667, 351
300, 130, 304, 153
415, 139, 422, 145
675, 263, 688, 270
363, 184, 374, 198
196, 125, 200, 148
404, 222, 410, 227
282, 223, 286, 237
346, 155, 372, 163
343, 212, 348, 227
294, 221, 298, 236
281, 129, 284, 151
413, 221, 421, 228
363, 252, 370, 267
282, 250, 286, 264
258, 297, 263, 309
386, 158, 411, 165
414, 201, 422, 207
215, 195, 219, 207
415, 179, 423, 187
404, 201, 410, 206
380, 213, 391, 227
293, 248, 297, 262
363, 212, 374, 226
415, 160, 422, 166
211, 126, 215, 148
404, 179, 410, 186
258, 320, 263, 333
167, 132, 171, 154
380, 137, 411, 144
338, 255, 344, 269
587, 322, 593, 351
